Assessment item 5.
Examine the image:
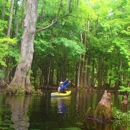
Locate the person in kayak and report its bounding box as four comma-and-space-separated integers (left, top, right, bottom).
58, 79, 71, 93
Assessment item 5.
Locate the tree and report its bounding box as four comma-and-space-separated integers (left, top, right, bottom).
7, 0, 38, 94
86, 90, 113, 122
0, 0, 16, 86
3, 0, 130, 93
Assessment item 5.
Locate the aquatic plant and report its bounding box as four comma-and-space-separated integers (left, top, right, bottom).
112, 107, 130, 123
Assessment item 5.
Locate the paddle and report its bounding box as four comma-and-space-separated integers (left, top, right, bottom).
71, 82, 75, 86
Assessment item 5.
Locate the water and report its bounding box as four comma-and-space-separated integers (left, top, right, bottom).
0, 90, 130, 130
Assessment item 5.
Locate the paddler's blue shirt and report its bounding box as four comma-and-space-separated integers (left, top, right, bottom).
60, 82, 70, 90
58, 79, 71, 93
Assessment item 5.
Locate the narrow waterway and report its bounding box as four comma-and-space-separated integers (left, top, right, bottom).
0, 89, 130, 130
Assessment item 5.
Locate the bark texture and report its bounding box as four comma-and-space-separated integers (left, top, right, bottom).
94, 90, 112, 121
121, 95, 128, 112
86, 90, 113, 122
9, 0, 38, 94
7, 0, 14, 37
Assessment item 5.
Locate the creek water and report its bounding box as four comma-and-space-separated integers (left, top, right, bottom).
0, 89, 130, 130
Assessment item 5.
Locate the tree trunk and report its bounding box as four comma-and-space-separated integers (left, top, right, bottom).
78, 32, 85, 89
77, 59, 81, 89
7, 0, 14, 37
46, 61, 51, 87
86, 55, 91, 88
94, 90, 113, 122
86, 90, 113, 122
97, 56, 102, 89
3, 0, 14, 83
91, 59, 95, 87
9, 0, 38, 94
84, 20, 90, 88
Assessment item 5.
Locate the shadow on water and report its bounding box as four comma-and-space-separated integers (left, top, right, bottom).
0, 90, 130, 130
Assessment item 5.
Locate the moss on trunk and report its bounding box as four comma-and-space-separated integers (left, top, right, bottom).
86, 90, 113, 122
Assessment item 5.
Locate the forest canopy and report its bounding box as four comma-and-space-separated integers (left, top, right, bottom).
0, 0, 130, 93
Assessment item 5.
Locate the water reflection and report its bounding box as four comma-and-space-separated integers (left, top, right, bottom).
71, 91, 124, 130
6, 95, 30, 130
84, 119, 113, 130
51, 96, 71, 118
0, 90, 130, 130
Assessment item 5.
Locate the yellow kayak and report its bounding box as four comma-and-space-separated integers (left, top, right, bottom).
51, 91, 71, 97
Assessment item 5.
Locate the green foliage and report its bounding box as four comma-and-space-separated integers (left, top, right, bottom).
31, 86, 37, 94
1, 0, 130, 90
15, 87, 26, 95
0, 70, 4, 78
33, 0, 130, 88
0, 5, 17, 67
53, 37, 85, 58
4, 86, 26, 95
112, 107, 130, 125
8, 47, 19, 61
0, 38, 16, 67
118, 86, 130, 92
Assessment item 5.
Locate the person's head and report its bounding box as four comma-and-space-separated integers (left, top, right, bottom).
60, 81, 63, 86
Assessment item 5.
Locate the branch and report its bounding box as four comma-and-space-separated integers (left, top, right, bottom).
35, 0, 73, 33
35, 18, 58, 33
35, 12, 70, 33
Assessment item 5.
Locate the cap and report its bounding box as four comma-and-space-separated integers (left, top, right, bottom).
60, 81, 63, 84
